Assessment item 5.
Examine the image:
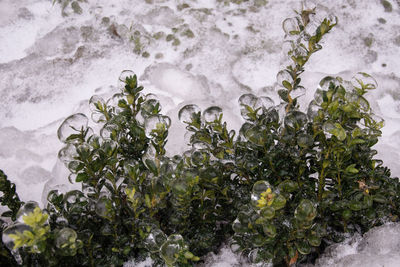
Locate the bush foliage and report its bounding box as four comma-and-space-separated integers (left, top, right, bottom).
2, 7, 400, 267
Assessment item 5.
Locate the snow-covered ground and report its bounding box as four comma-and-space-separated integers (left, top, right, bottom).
1, 0, 400, 266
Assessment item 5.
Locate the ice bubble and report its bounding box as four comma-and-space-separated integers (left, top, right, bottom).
276, 70, 293, 87
55, 227, 77, 249
100, 123, 118, 140
314, 89, 324, 105
106, 93, 126, 113
89, 95, 106, 113
351, 72, 378, 90
141, 99, 162, 116
203, 106, 223, 123
232, 219, 248, 234
144, 115, 171, 137
284, 111, 308, 130
160, 234, 186, 265
239, 93, 258, 107
63, 190, 87, 213
318, 76, 339, 92
282, 17, 300, 35
118, 70, 136, 87
251, 180, 271, 208
16, 201, 40, 224
144, 228, 167, 253
95, 197, 110, 218
2, 222, 31, 251
57, 114, 89, 144
178, 104, 201, 124
307, 100, 320, 119
58, 144, 77, 165
258, 96, 275, 110
91, 112, 106, 123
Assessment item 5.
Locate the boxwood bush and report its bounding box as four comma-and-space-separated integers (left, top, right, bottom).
2, 7, 400, 267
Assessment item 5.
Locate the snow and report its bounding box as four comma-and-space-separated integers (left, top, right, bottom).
1, 0, 400, 266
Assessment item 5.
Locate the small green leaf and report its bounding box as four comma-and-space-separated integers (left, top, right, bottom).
76, 172, 89, 182
282, 80, 292, 90
345, 164, 358, 174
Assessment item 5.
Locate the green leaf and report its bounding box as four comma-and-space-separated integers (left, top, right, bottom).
330, 123, 346, 141
345, 164, 359, 174
145, 159, 158, 175
282, 80, 292, 90
260, 206, 275, 219
76, 172, 89, 182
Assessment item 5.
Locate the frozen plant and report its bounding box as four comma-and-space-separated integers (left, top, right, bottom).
1, 6, 400, 267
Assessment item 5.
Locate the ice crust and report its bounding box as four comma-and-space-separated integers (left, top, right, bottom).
1, 0, 400, 266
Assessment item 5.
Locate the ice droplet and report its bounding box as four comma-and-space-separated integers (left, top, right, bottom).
257, 96, 275, 110
251, 180, 271, 208
106, 93, 125, 113
89, 95, 105, 112
100, 123, 118, 140
239, 94, 258, 120
307, 100, 320, 119
297, 133, 314, 148
55, 228, 77, 252
95, 197, 110, 217
203, 106, 223, 122
322, 122, 335, 138
327, 14, 338, 25
2, 223, 31, 251
314, 89, 324, 104
144, 115, 171, 137
16, 201, 40, 223
58, 144, 77, 165
318, 76, 339, 91
118, 70, 135, 90
144, 229, 167, 253
238, 93, 258, 107
178, 104, 201, 123
142, 99, 162, 116
351, 72, 378, 90
276, 70, 293, 87
57, 114, 88, 143
160, 234, 185, 265
282, 17, 300, 35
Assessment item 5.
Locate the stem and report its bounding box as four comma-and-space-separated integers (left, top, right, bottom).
318, 167, 325, 202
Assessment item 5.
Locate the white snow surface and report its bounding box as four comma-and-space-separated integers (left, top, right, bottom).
1, 0, 400, 266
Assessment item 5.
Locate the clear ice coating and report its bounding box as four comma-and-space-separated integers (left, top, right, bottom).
351, 72, 378, 90
144, 115, 171, 137
282, 17, 300, 35
55, 227, 77, 248
144, 228, 167, 253
178, 104, 201, 123
250, 180, 271, 208
276, 70, 293, 87
160, 234, 186, 265
16, 201, 40, 223
57, 113, 89, 143
203, 106, 223, 123
58, 144, 77, 165
2, 223, 31, 251
318, 76, 339, 92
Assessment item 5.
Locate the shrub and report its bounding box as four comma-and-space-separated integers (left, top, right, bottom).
2, 7, 400, 267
